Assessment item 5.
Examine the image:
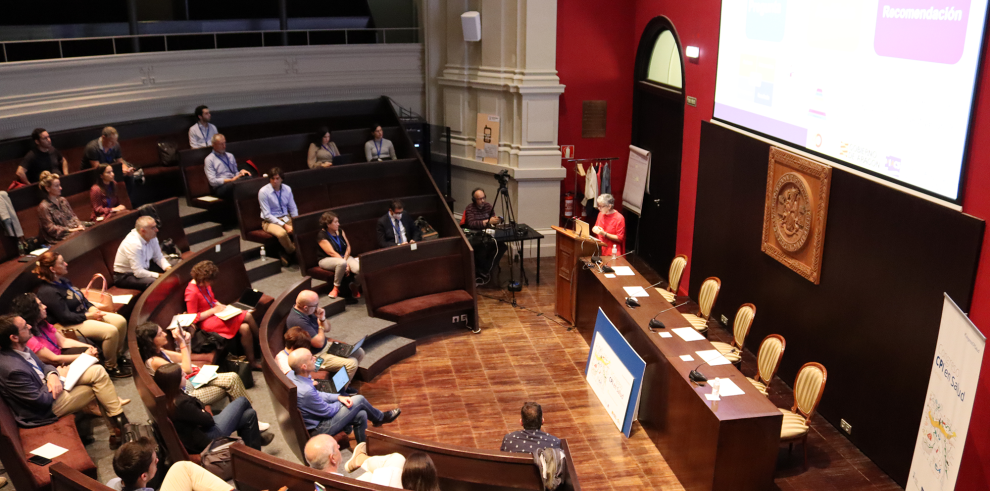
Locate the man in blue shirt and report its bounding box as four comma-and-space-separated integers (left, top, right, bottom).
188, 105, 218, 149
204, 134, 251, 201
258, 167, 299, 265
286, 348, 399, 443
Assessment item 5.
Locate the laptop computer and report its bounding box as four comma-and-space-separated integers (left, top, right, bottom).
231, 289, 264, 311
325, 335, 367, 359
315, 366, 351, 394
332, 155, 352, 166
574, 219, 590, 238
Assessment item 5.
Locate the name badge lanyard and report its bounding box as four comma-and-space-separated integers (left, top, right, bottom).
216, 153, 236, 174
101, 146, 115, 164
322, 144, 335, 157
375, 139, 383, 160
198, 286, 216, 308
199, 124, 211, 145
274, 188, 285, 217
106, 183, 114, 209
60, 279, 93, 309
329, 233, 344, 252
393, 218, 402, 244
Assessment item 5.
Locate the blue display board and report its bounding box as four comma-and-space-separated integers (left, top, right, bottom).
584, 308, 647, 437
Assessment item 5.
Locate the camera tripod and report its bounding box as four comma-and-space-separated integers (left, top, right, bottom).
489, 174, 527, 302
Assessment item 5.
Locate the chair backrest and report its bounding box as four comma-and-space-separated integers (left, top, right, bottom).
50, 463, 115, 491
259, 276, 317, 462
0, 395, 32, 491
792, 362, 827, 420
667, 254, 688, 294
696, 276, 721, 319
755, 334, 786, 386
731, 303, 756, 349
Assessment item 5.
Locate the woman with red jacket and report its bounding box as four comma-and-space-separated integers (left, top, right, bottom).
184, 260, 261, 370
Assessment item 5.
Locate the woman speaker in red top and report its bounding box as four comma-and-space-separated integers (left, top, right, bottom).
592, 193, 625, 255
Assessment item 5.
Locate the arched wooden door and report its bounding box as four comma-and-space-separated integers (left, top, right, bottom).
632, 17, 685, 278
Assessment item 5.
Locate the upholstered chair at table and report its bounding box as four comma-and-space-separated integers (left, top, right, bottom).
710, 303, 756, 365
779, 362, 828, 470
657, 254, 688, 302
745, 334, 785, 396
681, 276, 721, 333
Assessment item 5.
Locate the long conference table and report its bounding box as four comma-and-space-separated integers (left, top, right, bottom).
572, 257, 782, 491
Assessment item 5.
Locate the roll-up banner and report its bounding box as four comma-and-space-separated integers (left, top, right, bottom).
906, 294, 985, 491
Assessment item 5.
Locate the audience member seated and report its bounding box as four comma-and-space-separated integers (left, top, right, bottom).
90, 164, 128, 221
37, 171, 85, 244
0, 314, 129, 445
286, 348, 399, 443
82, 127, 135, 176
136, 322, 251, 408
462, 188, 502, 230
308, 127, 340, 169
35, 251, 131, 378
113, 216, 172, 291
275, 326, 314, 375
12, 293, 99, 366
16, 128, 67, 185
155, 363, 272, 453
286, 290, 365, 377
108, 437, 234, 491
188, 105, 218, 150
365, 125, 397, 162
592, 193, 625, 255
376, 199, 421, 249
306, 434, 412, 488
259, 167, 298, 266
317, 211, 361, 299
204, 134, 252, 201
185, 260, 260, 370
500, 402, 560, 454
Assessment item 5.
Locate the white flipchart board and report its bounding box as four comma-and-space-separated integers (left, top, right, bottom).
623, 145, 651, 215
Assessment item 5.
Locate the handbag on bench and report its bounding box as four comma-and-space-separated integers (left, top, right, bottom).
83, 274, 116, 313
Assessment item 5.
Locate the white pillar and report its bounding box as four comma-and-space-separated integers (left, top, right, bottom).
423, 0, 565, 257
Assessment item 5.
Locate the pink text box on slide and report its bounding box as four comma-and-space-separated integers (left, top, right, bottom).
874, 0, 971, 64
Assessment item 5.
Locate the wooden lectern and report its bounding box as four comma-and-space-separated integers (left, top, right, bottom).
552, 225, 603, 324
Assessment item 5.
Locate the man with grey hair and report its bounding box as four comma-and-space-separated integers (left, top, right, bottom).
305, 433, 405, 486
112, 215, 172, 291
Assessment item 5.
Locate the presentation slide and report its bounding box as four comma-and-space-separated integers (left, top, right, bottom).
713, 0, 989, 201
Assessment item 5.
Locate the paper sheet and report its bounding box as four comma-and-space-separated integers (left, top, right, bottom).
63, 354, 99, 391
695, 349, 732, 366
709, 378, 745, 396
111, 294, 133, 304
679, 354, 694, 362
215, 305, 243, 321
30, 443, 68, 459
29, 248, 49, 256
168, 314, 197, 329
672, 327, 706, 341
191, 365, 219, 389
612, 266, 634, 276
658, 332, 673, 338
604, 274, 616, 278
198, 196, 219, 202
622, 286, 650, 298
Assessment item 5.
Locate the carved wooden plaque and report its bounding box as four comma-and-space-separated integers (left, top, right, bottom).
582, 101, 607, 138
762, 147, 832, 284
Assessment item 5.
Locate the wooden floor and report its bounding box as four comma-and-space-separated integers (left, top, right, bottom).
353, 256, 903, 490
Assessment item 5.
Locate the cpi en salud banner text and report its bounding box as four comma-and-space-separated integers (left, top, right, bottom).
907, 294, 985, 491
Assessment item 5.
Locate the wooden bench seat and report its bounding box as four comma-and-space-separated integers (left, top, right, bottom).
360, 237, 478, 332
0, 397, 97, 491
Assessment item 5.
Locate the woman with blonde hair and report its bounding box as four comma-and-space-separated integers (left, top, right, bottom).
34, 251, 131, 378
37, 170, 84, 243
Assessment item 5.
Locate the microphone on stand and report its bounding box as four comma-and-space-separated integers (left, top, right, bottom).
690, 360, 713, 384
600, 249, 635, 274
647, 301, 689, 331
625, 278, 666, 308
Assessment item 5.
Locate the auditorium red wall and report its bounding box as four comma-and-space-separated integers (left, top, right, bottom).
558, 0, 990, 487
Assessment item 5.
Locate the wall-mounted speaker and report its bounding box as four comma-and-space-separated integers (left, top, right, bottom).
461, 11, 481, 42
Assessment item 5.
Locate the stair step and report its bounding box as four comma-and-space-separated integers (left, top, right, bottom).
356, 335, 416, 382
179, 201, 212, 227
245, 256, 283, 283
185, 222, 223, 246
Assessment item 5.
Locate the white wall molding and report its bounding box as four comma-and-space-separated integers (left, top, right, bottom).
0, 44, 425, 139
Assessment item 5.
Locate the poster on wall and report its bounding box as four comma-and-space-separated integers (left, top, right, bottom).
623, 145, 651, 215
585, 308, 646, 437
476, 114, 500, 164
906, 294, 985, 491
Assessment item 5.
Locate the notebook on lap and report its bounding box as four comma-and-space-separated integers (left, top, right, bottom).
315, 366, 351, 394
325, 335, 366, 359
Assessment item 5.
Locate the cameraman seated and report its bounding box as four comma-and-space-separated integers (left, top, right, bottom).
463, 188, 502, 230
